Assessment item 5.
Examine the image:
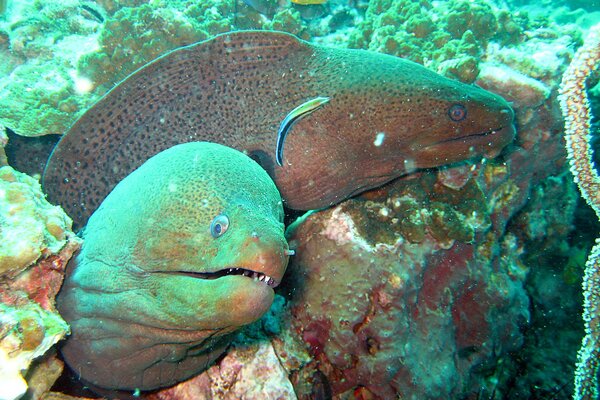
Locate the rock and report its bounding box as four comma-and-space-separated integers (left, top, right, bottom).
278, 163, 531, 398
0, 166, 80, 399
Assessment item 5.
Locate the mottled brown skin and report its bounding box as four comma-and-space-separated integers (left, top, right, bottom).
43, 30, 515, 230
57, 142, 289, 392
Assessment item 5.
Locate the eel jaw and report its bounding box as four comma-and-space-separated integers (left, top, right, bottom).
165, 267, 281, 288
435, 126, 505, 145
423, 123, 515, 159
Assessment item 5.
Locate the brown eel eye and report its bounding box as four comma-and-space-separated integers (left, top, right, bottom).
448, 104, 467, 122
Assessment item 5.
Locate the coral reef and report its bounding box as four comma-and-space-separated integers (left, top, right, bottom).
347, 0, 527, 83
279, 193, 528, 398
77, 1, 234, 90
0, 0, 103, 137
0, 166, 80, 400
0, 0, 594, 398
558, 22, 600, 400
274, 132, 575, 398
0, 167, 76, 279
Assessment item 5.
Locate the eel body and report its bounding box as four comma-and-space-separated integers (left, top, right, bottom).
57, 142, 289, 391
43, 30, 515, 230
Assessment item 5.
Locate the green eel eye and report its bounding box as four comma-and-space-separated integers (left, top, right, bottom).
210, 214, 229, 238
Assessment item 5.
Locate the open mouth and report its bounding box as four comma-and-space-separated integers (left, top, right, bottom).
163, 267, 280, 288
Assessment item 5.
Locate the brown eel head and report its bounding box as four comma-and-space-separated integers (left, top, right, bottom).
272, 47, 515, 209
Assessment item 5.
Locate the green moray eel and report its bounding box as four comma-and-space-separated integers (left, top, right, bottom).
56, 142, 289, 391
43, 30, 515, 230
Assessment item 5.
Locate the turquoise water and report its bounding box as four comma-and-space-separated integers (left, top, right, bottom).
1, 0, 599, 399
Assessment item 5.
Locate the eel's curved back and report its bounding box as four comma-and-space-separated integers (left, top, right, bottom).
43, 30, 515, 230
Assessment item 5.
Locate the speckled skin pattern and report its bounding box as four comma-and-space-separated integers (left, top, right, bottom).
43, 30, 515, 230
56, 142, 289, 391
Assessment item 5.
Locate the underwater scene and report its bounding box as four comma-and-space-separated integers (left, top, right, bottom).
1, 0, 600, 399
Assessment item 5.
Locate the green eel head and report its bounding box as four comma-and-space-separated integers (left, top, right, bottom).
57, 142, 289, 392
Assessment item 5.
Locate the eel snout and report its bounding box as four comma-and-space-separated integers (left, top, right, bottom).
416, 99, 516, 166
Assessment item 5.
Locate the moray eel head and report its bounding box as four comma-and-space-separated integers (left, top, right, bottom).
407, 82, 515, 169
274, 50, 515, 208
57, 142, 288, 392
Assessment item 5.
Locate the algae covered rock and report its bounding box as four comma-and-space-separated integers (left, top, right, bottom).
78, 2, 226, 89
347, 0, 527, 83
0, 0, 103, 137
277, 161, 531, 398
0, 167, 73, 277
0, 302, 69, 400
0, 166, 80, 400
150, 327, 298, 400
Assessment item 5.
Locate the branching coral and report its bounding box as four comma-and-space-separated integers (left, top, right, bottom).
558, 22, 600, 400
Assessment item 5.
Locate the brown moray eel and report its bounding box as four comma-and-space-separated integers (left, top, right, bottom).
43, 30, 515, 231
57, 142, 289, 391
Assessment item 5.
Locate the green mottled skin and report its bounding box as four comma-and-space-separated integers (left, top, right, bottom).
57, 142, 289, 391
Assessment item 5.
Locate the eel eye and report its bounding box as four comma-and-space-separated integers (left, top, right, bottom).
210, 214, 229, 238
448, 104, 467, 122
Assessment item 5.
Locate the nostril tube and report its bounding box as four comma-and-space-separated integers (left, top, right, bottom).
285, 249, 295, 256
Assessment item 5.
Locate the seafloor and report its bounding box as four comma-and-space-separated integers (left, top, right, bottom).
0, 0, 599, 399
